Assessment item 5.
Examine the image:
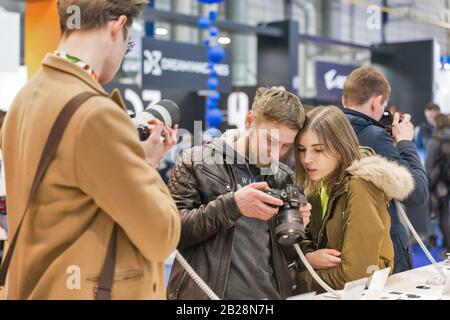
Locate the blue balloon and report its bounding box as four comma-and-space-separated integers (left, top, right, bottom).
208, 90, 221, 102
203, 127, 222, 140
197, 16, 210, 29
207, 62, 214, 70
210, 69, 218, 78
198, 0, 224, 3
203, 39, 210, 46
206, 77, 219, 90
209, 10, 218, 21
206, 98, 218, 110
205, 109, 223, 128
209, 26, 219, 37
207, 45, 225, 63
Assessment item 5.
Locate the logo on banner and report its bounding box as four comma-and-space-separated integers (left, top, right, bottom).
143, 50, 163, 76
324, 69, 347, 91
143, 49, 230, 77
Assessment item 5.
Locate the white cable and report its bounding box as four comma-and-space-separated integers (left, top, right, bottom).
173, 201, 446, 301
175, 250, 221, 300
293, 243, 342, 299
396, 201, 447, 283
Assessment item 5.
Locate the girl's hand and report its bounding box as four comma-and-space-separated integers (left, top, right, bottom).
305, 249, 342, 270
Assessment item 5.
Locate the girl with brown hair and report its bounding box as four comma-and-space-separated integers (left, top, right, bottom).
295, 106, 415, 292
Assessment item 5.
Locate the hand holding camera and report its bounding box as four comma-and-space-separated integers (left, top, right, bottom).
131, 99, 181, 167
392, 112, 414, 143
234, 182, 284, 221
267, 185, 308, 245
234, 183, 310, 246
142, 119, 178, 167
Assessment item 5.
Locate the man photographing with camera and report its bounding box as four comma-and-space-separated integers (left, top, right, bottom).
0, 0, 180, 299
167, 87, 311, 300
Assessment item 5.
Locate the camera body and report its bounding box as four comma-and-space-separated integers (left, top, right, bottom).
380, 109, 404, 137
267, 184, 308, 246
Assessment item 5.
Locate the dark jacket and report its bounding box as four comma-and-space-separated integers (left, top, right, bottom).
166, 139, 297, 300
416, 122, 434, 151
426, 128, 450, 196
343, 108, 429, 272
299, 154, 414, 292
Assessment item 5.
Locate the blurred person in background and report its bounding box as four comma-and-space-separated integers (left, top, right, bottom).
416, 103, 441, 156
158, 132, 193, 183
426, 114, 450, 255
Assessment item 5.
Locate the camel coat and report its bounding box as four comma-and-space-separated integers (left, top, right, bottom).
0, 53, 180, 299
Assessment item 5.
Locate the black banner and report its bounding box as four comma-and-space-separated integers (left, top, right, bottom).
316, 61, 358, 104
142, 38, 232, 92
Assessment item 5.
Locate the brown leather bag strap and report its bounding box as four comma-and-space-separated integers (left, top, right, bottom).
95, 224, 118, 300
0, 92, 117, 300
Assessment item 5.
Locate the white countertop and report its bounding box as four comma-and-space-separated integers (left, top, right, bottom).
314, 261, 450, 300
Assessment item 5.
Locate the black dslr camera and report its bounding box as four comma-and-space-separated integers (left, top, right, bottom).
380, 109, 405, 137
380, 109, 394, 136
267, 185, 308, 246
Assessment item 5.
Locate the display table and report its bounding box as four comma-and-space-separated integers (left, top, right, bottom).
315, 260, 450, 300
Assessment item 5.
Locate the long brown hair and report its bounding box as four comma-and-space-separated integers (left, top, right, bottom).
434, 113, 450, 136
294, 106, 361, 196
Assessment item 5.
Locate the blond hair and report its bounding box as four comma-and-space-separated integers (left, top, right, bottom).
294, 106, 361, 196
343, 66, 391, 107
57, 0, 148, 37
251, 87, 305, 130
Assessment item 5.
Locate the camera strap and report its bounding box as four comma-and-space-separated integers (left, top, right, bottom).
0, 92, 118, 300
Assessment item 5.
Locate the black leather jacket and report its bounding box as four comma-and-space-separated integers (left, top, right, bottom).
167, 139, 297, 300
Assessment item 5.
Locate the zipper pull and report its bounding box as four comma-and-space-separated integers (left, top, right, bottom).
225, 184, 231, 191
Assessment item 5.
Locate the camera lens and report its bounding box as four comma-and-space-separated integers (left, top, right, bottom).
132, 100, 181, 141
275, 208, 305, 246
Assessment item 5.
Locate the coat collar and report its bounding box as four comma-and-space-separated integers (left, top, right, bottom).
42, 53, 107, 96
42, 53, 127, 112
346, 154, 415, 201
342, 108, 386, 130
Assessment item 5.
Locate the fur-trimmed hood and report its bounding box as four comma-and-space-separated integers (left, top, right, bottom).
346, 155, 415, 201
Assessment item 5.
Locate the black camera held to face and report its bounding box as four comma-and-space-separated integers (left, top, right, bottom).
129, 100, 181, 141
380, 108, 405, 137
267, 185, 308, 246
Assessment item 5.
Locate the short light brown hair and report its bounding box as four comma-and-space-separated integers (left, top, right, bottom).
251, 87, 305, 130
343, 66, 391, 107
294, 106, 361, 196
57, 0, 148, 37
425, 102, 440, 112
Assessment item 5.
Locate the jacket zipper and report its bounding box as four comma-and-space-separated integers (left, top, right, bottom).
201, 166, 232, 191
265, 172, 284, 297
316, 196, 340, 248
174, 270, 188, 299
221, 164, 238, 299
